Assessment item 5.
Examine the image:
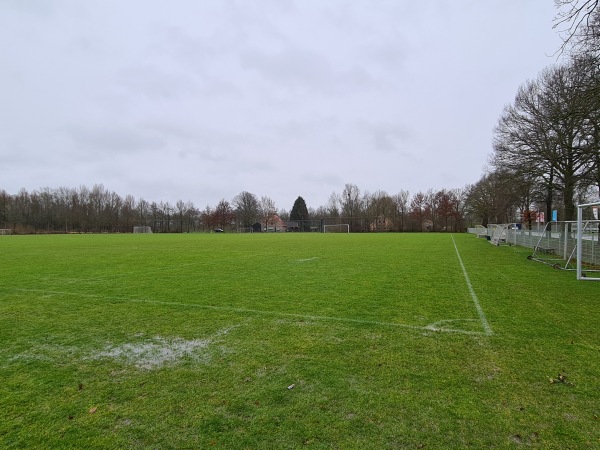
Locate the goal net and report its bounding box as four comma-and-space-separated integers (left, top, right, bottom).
474, 225, 487, 238
528, 221, 579, 270
489, 223, 519, 246
577, 202, 600, 281
323, 224, 350, 233
133, 226, 153, 234
0, 229, 11, 235
527, 216, 600, 276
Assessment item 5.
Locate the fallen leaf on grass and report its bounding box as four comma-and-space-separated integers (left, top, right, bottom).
89, 407, 97, 414
548, 373, 574, 386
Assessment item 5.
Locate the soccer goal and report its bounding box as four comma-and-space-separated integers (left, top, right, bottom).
577, 202, 600, 281
528, 216, 600, 276
323, 224, 350, 233
489, 223, 519, 246
133, 226, 153, 234
474, 225, 487, 238
0, 229, 11, 235
529, 221, 579, 270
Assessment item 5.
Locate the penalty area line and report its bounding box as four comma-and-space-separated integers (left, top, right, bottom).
7, 287, 488, 336
451, 235, 493, 336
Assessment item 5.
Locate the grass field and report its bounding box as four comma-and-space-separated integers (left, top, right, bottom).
0, 232, 598, 448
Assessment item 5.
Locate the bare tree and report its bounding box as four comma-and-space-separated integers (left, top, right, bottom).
326, 192, 341, 218
367, 190, 396, 231
213, 199, 235, 230
232, 191, 260, 228
175, 200, 187, 232
409, 192, 428, 231
449, 187, 469, 232
493, 63, 596, 220
341, 183, 361, 231
555, 0, 600, 57
465, 171, 520, 226
394, 190, 410, 231
259, 196, 277, 231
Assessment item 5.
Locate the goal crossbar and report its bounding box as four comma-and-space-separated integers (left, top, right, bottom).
323, 224, 350, 233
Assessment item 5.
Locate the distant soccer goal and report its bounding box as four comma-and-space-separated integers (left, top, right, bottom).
0, 229, 11, 235
133, 226, 153, 234
323, 224, 350, 233
577, 202, 600, 281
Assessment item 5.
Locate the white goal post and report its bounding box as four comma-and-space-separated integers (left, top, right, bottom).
323, 224, 350, 233
489, 223, 519, 246
577, 202, 600, 281
0, 229, 11, 235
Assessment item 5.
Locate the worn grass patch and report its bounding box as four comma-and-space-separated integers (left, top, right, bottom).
0, 233, 598, 448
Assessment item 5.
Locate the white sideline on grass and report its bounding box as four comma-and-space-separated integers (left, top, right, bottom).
451, 235, 493, 336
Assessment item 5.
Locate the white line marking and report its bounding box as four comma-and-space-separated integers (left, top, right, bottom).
295, 257, 319, 263
6, 287, 488, 336
451, 235, 493, 336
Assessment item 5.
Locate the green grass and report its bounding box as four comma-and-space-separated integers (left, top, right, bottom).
0, 233, 598, 448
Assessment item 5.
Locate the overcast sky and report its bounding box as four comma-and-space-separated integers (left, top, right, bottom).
1, 1, 564, 211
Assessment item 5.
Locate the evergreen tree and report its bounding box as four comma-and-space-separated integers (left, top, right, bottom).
290, 196, 309, 231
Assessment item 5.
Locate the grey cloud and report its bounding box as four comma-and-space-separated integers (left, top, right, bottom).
354, 121, 413, 153
115, 65, 199, 101
239, 43, 377, 95
66, 125, 166, 156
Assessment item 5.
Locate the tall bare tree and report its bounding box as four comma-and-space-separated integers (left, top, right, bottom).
213, 199, 235, 230
394, 190, 410, 231
465, 171, 520, 226
259, 196, 277, 231
232, 191, 259, 228
341, 183, 361, 231
493, 63, 596, 219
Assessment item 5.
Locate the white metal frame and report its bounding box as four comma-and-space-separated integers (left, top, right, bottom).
489, 223, 519, 246
577, 202, 600, 281
323, 224, 350, 233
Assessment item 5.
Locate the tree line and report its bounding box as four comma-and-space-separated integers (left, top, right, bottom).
0, 183, 471, 234
468, 1, 600, 225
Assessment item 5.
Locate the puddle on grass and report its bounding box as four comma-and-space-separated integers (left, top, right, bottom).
7, 325, 239, 371
89, 336, 212, 370
88, 325, 238, 370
